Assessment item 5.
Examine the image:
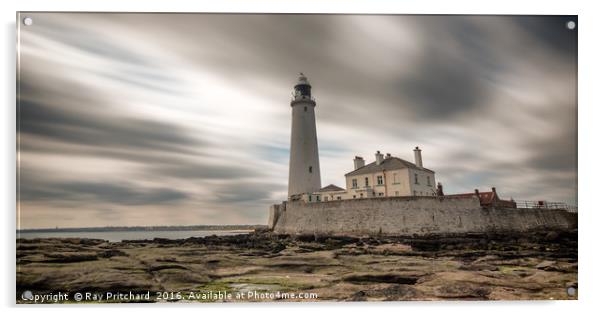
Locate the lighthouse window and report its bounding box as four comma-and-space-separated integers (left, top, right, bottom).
309, 166, 312, 173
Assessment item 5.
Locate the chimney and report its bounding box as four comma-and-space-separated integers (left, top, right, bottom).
474, 189, 480, 196
375, 151, 384, 165
353, 156, 365, 170
386, 153, 391, 158
413, 146, 423, 168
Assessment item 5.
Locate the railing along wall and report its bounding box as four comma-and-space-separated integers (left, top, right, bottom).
514, 200, 577, 213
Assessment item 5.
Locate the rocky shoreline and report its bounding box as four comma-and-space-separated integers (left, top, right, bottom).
17, 229, 577, 302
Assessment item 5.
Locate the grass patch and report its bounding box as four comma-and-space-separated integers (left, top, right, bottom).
497, 265, 525, 274
196, 281, 233, 292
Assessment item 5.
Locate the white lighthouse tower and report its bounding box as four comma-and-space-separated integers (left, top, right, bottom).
288, 73, 322, 197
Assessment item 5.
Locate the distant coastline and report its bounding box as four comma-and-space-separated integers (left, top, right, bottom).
17, 224, 267, 234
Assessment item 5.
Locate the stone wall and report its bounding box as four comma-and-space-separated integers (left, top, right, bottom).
270, 196, 577, 236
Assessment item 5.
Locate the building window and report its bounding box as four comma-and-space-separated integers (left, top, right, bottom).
304, 106, 307, 112
337, 196, 341, 200
352, 179, 358, 189
393, 173, 398, 184
378, 192, 384, 196
309, 166, 312, 173
395, 191, 399, 196
324, 197, 328, 201
317, 195, 321, 201
360, 193, 364, 198
427, 176, 431, 186
353, 195, 356, 199
364, 177, 369, 187
377, 175, 383, 185
414, 173, 419, 184
413, 190, 417, 196
309, 195, 312, 202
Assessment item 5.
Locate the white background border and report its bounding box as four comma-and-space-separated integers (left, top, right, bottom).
2, 0, 600, 315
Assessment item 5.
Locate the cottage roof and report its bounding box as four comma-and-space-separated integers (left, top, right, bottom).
319, 184, 345, 192
345, 157, 434, 177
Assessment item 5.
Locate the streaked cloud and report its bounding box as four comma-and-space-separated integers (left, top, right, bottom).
17, 13, 577, 228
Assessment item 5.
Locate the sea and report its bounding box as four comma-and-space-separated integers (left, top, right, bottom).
16, 230, 252, 243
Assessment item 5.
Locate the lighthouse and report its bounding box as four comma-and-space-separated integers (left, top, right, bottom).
288, 73, 322, 197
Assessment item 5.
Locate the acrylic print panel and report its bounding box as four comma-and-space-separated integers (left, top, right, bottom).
16, 13, 577, 303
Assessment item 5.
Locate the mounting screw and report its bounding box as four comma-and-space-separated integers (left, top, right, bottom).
23, 16, 33, 26
567, 287, 576, 296
566, 20, 576, 30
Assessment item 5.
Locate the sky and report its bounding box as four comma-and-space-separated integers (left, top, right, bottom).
17, 13, 577, 229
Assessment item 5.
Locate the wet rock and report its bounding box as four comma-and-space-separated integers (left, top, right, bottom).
544, 231, 560, 241
98, 249, 127, 258
343, 273, 420, 285
434, 283, 491, 299
44, 252, 98, 263
270, 242, 286, 253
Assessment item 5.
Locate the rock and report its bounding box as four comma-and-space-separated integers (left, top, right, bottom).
459, 263, 498, 271
535, 260, 556, 269
98, 249, 127, 258
348, 285, 419, 301
368, 243, 412, 255
148, 264, 188, 272
44, 252, 98, 263
156, 256, 177, 262
380, 285, 420, 300
544, 231, 560, 241
348, 290, 367, 301
270, 242, 286, 253
434, 283, 491, 299
16, 230, 577, 302
343, 273, 421, 284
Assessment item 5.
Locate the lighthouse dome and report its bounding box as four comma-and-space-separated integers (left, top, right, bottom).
297, 72, 310, 86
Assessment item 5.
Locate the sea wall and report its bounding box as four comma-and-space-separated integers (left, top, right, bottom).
270, 196, 577, 236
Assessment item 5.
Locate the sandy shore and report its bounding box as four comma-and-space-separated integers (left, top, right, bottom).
16, 230, 577, 303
